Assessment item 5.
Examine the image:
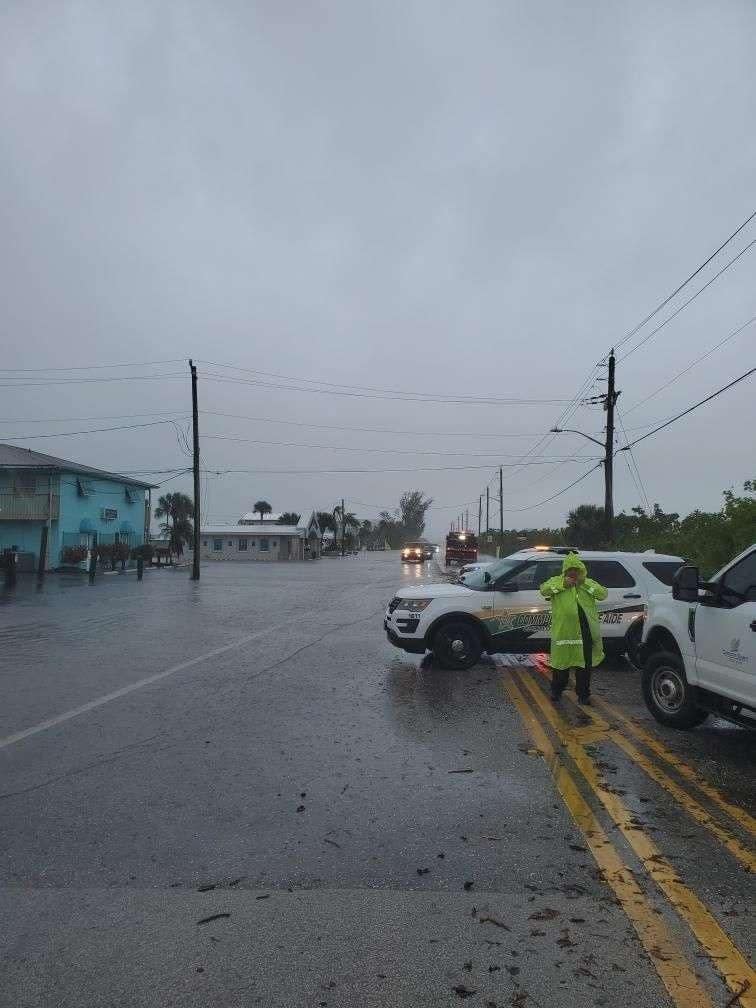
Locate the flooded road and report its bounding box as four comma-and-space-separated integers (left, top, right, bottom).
0, 553, 753, 1007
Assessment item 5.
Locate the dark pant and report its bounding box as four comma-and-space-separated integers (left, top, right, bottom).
551, 665, 591, 700
552, 604, 593, 699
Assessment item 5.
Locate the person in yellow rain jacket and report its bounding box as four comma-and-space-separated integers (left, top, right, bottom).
539, 553, 608, 705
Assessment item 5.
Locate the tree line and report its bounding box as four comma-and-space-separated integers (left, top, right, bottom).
481, 478, 755, 576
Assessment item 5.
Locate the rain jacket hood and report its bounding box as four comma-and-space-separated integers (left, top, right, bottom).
539, 556, 608, 670
561, 553, 587, 577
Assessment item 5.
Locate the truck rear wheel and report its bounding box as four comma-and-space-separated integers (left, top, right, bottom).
642, 651, 708, 729
432, 620, 483, 670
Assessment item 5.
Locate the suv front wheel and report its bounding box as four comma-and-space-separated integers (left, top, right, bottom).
432, 620, 483, 670
642, 650, 709, 729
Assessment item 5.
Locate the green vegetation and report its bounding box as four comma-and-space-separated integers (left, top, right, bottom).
482, 479, 755, 576
154, 492, 194, 556
378, 490, 434, 547
252, 500, 272, 522
278, 512, 301, 525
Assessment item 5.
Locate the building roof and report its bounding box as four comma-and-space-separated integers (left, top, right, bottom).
201, 524, 305, 537
0, 443, 156, 488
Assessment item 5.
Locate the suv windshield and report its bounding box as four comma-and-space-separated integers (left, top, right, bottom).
461, 557, 522, 591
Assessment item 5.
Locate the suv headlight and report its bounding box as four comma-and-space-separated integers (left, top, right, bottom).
399, 598, 433, 612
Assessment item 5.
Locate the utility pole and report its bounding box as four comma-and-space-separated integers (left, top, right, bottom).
603, 349, 618, 544
485, 486, 489, 534
465, 508, 469, 531
190, 359, 201, 580
499, 467, 504, 555
341, 498, 346, 557
478, 496, 482, 536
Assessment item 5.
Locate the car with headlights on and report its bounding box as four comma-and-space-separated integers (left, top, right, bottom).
401, 541, 431, 563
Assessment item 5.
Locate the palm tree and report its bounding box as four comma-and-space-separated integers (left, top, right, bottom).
359, 519, 373, 547
154, 493, 194, 555
333, 505, 359, 551
278, 512, 301, 525
253, 500, 272, 523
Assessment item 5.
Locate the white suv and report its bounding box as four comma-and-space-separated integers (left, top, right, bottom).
642, 545, 756, 730
384, 547, 684, 670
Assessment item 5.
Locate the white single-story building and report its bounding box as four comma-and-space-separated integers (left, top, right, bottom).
199, 512, 321, 562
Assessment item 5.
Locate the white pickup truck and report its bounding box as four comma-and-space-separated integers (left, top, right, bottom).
641, 545, 756, 730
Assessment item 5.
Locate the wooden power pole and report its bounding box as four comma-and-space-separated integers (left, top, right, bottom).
190, 359, 201, 580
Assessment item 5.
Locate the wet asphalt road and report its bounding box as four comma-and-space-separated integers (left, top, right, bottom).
0, 553, 753, 1008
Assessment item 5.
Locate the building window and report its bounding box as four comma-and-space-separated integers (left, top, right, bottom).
76, 478, 95, 497
213, 538, 223, 551
260, 538, 269, 552
238, 538, 248, 551
228, 540, 233, 546
202, 540, 208, 546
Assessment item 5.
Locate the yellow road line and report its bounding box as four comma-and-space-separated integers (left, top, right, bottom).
503, 674, 713, 1008
591, 693, 756, 838
530, 658, 756, 839
608, 730, 756, 871
516, 670, 756, 1007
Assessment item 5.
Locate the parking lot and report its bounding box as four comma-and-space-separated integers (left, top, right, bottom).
0, 552, 753, 1007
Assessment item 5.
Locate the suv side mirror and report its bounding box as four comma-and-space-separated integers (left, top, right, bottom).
672, 564, 700, 603
497, 581, 519, 593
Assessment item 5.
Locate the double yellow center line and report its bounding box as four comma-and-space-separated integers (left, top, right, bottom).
503, 666, 755, 1008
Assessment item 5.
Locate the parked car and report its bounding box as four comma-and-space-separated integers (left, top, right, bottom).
641, 545, 756, 730
384, 548, 684, 669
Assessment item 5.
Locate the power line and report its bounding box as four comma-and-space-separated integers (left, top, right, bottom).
0, 419, 189, 440
199, 373, 569, 406
618, 241, 755, 362
0, 359, 186, 372
617, 410, 651, 512
0, 373, 185, 387
620, 367, 755, 452
200, 433, 596, 461
500, 463, 603, 513
624, 314, 756, 415
198, 460, 600, 476
350, 498, 479, 512
611, 208, 756, 355
0, 411, 186, 424
200, 410, 548, 439
198, 359, 565, 402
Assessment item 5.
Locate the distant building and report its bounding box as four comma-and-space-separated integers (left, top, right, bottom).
0, 443, 154, 571
199, 513, 321, 562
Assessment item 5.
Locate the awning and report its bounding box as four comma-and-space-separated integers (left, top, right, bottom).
119, 521, 135, 533
79, 518, 95, 533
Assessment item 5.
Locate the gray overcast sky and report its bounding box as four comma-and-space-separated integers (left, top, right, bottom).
1, 1, 754, 538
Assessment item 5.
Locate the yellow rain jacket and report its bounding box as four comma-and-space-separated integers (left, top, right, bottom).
539, 553, 608, 670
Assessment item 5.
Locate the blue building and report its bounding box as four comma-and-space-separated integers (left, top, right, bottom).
0, 443, 154, 570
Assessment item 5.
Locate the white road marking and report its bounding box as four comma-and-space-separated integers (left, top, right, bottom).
0, 621, 292, 751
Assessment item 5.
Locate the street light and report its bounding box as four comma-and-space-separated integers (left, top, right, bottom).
549, 427, 604, 449
550, 426, 613, 542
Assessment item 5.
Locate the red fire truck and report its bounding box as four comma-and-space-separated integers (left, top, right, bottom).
445, 531, 478, 566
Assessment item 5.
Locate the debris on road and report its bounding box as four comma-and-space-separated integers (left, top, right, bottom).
479, 913, 510, 930
452, 984, 478, 999
197, 913, 231, 926
528, 908, 560, 921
